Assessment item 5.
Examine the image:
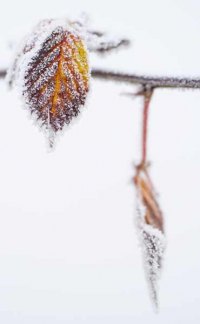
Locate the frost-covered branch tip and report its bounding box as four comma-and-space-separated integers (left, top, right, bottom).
70, 18, 130, 53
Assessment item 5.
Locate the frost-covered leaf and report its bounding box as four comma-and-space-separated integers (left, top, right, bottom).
134, 166, 166, 310
7, 19, 90, 147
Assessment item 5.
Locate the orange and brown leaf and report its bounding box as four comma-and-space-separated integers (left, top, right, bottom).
134, 165, 164, 233
8, 20, 90, 145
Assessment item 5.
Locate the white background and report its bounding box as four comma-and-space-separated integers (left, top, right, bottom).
0, 0, 200, 322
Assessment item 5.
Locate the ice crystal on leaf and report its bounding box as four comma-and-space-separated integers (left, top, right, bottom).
134, 166, 166, 311
7, 19, 90, 148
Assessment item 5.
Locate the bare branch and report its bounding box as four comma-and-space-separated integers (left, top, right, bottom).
91, 68, 200, 89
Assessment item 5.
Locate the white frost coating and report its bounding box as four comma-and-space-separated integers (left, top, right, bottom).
135, 191, 166, 311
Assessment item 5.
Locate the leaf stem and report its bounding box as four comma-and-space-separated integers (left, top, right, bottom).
141, 88, 153, 165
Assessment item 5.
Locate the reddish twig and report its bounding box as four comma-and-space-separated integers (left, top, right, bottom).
141, 88, 153, 165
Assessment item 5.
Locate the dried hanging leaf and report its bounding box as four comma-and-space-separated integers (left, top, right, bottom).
8, 19, 90, 147
134, 165, 166, 310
